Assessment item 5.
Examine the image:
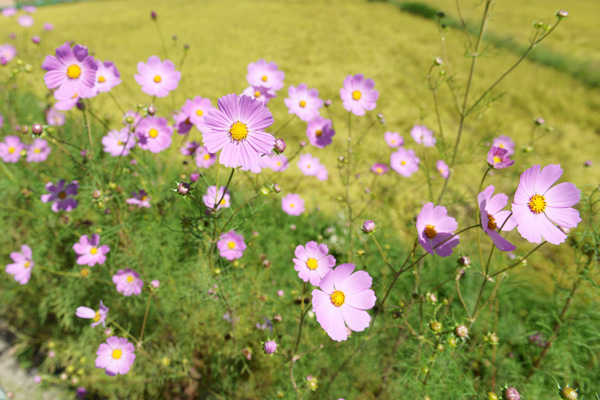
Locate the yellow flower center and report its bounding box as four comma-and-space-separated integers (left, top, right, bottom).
58, 191, 67, 199
376, 167, 383, 173
261, 75, 268, 82
306, 258, 318, 270
149, 128, 159, 138
141, 196, 147, 201
80, 268, 90, 277
493, 156, 501, 164
220, 199, 227, 205
315, 129, 322, 137
90, 247, 98, 255
229, 121, 248, 141
487, 213, 497, 230
401, 160, 406, 166
352, 90, 362, 100
196, 109, 203, 117
117, 141, 124, 146
98, 76, 106, 83
299, 100, 307, 108
528, 194, 546, 214
67, 64, 81, 79
34, 148, 41, 153
254, 90, 261, 98
93, 311, 101, 322
498, 144, 504, 148
227, 241, 236, 249
126, 275, 134, 283
8, 147, 15, 154
203, 154, 210, 160
153, 75, 162, 83
290, 203, 295, 208
424, 224, 437, 239
112, 349, 122, 360
24, 261, 31, 268
330, 290, 346, 307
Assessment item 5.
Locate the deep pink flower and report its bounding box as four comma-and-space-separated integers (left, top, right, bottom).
511, 164, 581, 245
390, 148, 420, 177
0, 135, 24, 163
126, 190, 151, 208
136, 116, 172, 153
95, 336, 136, 376
284, 84, 323, 122
487, 146, 514, 169
22, 5, 36, 13
26, 138, 51, 162
246, 59, 284, 91
478, 185, 517, 251
311, 263, 376, 342
416, 202, 460, 257
384, 131, 403, 148
93, 60, 121, 94
306, 116, 335, 148
194, 145, 216, 168
436, 160, 449, 179
134, 56, 180, 97
410, 125, 436, 147
0, 44, 16, 65
340, 74, 378, 116
102, 127, 136, 157
73, 234, 110, 267
297, 153, 321, 176
41, 180, 78, 212
181, 96, 216, 132
42, 42, 97, 99
112, 269, 143, 296
173, 111, 193, 135
268, 154, 288, 172
203, 185, 230, 210
181, 141, 199, 156
370, 163, 389, 175
242, 85, 275, 105
5, 245, 33, 285
203, 94, 275, 169
293, 241, 336, 286
46, 107, 65, 126
282, 193, 305, 216
217, 230, 246, 260
493, 135, 515, 156
76, 300, 108, 328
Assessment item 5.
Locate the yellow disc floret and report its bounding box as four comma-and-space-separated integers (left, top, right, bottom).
90, 247, 98, 255
261, 75, 268, 82
126, 275, 134, 283
196, 109, 203, 117
112, 349, 122, 360
299, 100, 307, 108
487, 213, 497, 230
306, 258, 318, 270
424, 224, 437, 239
93, 311, 101, 322
149, 128, 159, 138
24, 261, 31, 268
315, 129, 322, 137
153, 75, 162, 83
229, 121, 248, 141
98, 76, 106, 83
254, 91, 261, 98
352, 90, 362, 100
528, 194, 546, 214
227, 241, 236, 249
67, 64, 82, 79
330, 290, 346, 307
58, 191, 67, 199
8, 147, 15, 154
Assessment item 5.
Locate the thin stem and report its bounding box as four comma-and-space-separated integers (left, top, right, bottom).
345, 111, 354, 261
371, 234, 397, 274
294, 282, 307, 354
273, 115, 295, 136
138, 293, 153, 345
490, 242, 546, 278
82, 104, 94, 151
215, 168, 235, 212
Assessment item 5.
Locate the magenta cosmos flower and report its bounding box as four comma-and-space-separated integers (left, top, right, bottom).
390, 148, 420, 177
102, 127, 136, 157
242, 85, 276, 105
42, 42, 97, 99
370, 163, 389, 175
217, 230, 246, 260
181, 96, 216, 132
436, 160, 449, 179
73, 234, 110, 267
41, 180, 78, 212
416, 203, 460, 257
26, 138, 51, 163
0, 136, 24, 163
293, 241, 336, 286
126, 190, 151, 208
478, 185, 517, 252
340, 74, 378, 116
5, 245, 33, 285
203, 185, 231, 210
511, 164, 581, 245
306, 116, 335, 148
282, 193, 305, 216
311, 263, 376, 342
76, 300, 108, 328
246, 59, 285, 91
134, 56, 181, 98
174, 111, 193, 135
95, 336, 136, 376
284, 84, 323, 122
0, 44, 16, 65
93, 60, 121, 94
112, 269, 143, 296
136, 116, 172, 153
384, 131, 404, 148
194, 145, 217, 168
297, 153, 321, 176
493, 135, 515, 156
203, 94, 275, 169
487, 146, 514, 169
181, 141, 199, 156
411, 125, 436, 147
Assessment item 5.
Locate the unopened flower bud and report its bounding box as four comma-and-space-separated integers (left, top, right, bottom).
362, 220, 376, 234
457, 256, 471, 267
436, 11, 445, 18
456, 325, 468, 338
260, 187, 270, 196
448, 337, 458, 347
263, 340, 277, 354
147, 104, 156, 116
151, 10, 157, 20
426, 292, 437, 304
325, 99, 332, 107
24, 64, 33, 73
556, 10, 569, 19
31, 36, 40, 44
561, 387, 578, 400
125, 116, 134, 124
429, 321, 442, 333
177, 182, 190, 195
533, 20, 545, 28
274, 138, 286, 153
487, 393, 498, 400
92, 190, 102, 199
434, 57, 444, 66
21, 125, 29, 134
456, 268, 466, 280
33, 375, 42, 384
300, 141, 307, 147
31, 123, 43, 135
487, 332, 499, 345
151, 280, 160, 289
558, 226, 570, 235
184, 43, 190, 50
273, 314, 282, 323
504, 387, 521, 400
190, 173, 200, 182
273, 183, 282, 193
535, 117, 545, 125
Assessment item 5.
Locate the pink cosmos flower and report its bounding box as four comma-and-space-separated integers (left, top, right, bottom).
293, 241, 336, 286
203, 185, 231, 210
0, 135, 24, 163
390, 148, 420, 177
282, 193, 305, 216
297, 153, 321, 176
93, 60, 121, 94
43, 22, 54, 31
136, 116, 172, 153
384, 131, 403, 148
41, 180, 78, 212
73, 234, 110, 267
487, 146, 514, 169
181, 96, 216, 132
203, 94, 275, 169
181, 141, 199, 156
493, 135, 515, 156
112, 269, 143, 296
126, 190, 151, 208
217, 230, 246, 260
46, 107, 65, 126
17, 15, 33, 27
134, 56, 181, 98
1, 8, 16, 17
102, 128, 136, 157
26, 138, 51, 162
242, 85, 275, 105
316, 164, 329, 181
194, 145, 216, 168
306, 116, 335, 148
0, 115, 3, 129
370, 163, 389, 175
95, 336, 136, 376
5, 245, 33, 285
76, 300, 108, 328
53, 90, 79, 111
436, 160, 449, 179
0, 44, 16, 65
42, 42, 97, 99
268, 154, 289, 172
416, 202, 460, 257
311, 263, 376, 342
411, 125, 436, 147
478, 185, 517, 251
511, 164, 581, 245
173, 111, 193, 135
340, 74, 378, 116
246, 59, 285, 92
284, 84, 323, 122
22, 5, 36, 13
